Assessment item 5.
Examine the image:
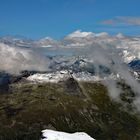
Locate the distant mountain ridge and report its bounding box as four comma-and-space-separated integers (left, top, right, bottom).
0, 30, 140, 83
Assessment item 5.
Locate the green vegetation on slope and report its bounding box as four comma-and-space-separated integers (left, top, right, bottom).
0, 79, 140, 140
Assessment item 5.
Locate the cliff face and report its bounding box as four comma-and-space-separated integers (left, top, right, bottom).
0, 79, 139, 140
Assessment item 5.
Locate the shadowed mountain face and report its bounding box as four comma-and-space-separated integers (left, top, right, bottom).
0, 79, 140, 140
0, 72, 10, 94
0, 70, 39, 94
129, 59, 140, 71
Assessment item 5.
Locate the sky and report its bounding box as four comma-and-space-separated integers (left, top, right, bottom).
0, 0, 140, 39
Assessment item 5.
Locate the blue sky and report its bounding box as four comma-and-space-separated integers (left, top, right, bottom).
0, 0, 140, 39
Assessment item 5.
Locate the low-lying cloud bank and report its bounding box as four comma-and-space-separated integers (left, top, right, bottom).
75, 41, 140, 97
0, 43, 49, 74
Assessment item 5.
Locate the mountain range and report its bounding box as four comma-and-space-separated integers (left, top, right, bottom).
0, 31, 140, 140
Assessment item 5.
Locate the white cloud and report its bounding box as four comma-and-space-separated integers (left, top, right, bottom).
101, 16, 140, 25
0, 43, 49, 74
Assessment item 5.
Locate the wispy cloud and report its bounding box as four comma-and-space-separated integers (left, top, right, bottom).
0, 43, 49, 74
101, 16, 140, 26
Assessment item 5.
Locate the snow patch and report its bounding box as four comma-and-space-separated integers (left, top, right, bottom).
41, 129, 95, 140
27, 71, 70, 83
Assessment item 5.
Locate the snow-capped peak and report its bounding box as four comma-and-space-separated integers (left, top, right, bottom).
35, 37, 58, 47
27, 70, 71, 83
40, 37, 54, 41
116, 33, 124, 39
94, 32, 109, 38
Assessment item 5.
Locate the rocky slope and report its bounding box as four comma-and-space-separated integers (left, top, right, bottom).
0, 78, 139, 140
